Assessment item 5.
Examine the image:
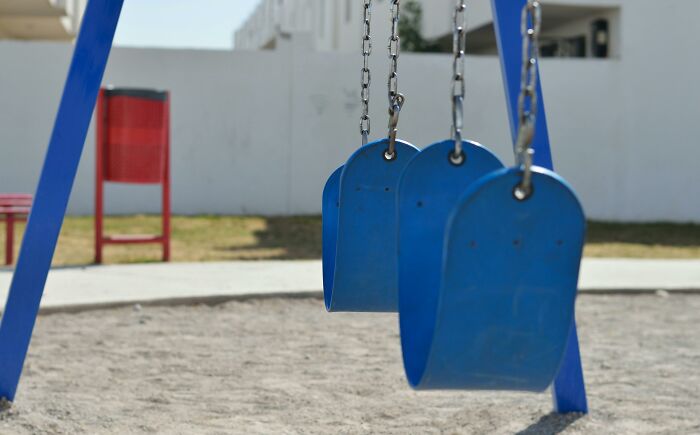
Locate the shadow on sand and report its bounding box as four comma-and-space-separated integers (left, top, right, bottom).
219, 216, 322, 260
516, 412, 584, 435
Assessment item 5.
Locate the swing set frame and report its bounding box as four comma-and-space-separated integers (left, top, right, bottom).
0, 0, 588, 414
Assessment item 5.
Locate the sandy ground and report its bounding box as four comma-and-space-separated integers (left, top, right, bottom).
1, 294, 699, 435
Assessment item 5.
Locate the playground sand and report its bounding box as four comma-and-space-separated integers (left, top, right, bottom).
1, 294, 699, 434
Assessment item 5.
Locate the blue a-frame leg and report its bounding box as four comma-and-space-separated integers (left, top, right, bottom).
1, 0, 587, 412
0, 0, 125, 401
492, 0, 588, 414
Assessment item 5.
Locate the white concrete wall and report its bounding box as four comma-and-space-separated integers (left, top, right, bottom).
1, 0, 700, 222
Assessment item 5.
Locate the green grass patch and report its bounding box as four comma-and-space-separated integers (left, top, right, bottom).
1, 216, 698, 266
585, 221, 700, 258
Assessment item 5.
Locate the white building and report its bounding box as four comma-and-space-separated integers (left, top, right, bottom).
235, 0, 620, 59
0, 0, 698, 222
0, 0, 86, 40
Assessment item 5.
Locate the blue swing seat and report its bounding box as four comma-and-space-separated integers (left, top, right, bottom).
400, 166, 585, 391
398, 139, 503, 348
323, 138, 419, 312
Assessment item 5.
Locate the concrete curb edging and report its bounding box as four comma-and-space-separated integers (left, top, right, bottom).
2, 259, 700, 316
15, 287, 698, 317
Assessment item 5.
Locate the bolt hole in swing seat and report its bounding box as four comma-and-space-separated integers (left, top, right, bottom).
400, 166, 585, 391
323, 138, 419, 312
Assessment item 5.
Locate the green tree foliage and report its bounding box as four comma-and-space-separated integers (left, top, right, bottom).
398, 0, 425, 52
398, 0, 450, 53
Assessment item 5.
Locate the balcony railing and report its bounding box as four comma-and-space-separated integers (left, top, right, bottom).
0, 0, 84, 40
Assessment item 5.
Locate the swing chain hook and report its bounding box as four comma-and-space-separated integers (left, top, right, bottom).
385, 0, 402, 161
450, 1, 467, 166
387, 93, 405, 160
514, 0, 542, 200
360, 0, 373, 147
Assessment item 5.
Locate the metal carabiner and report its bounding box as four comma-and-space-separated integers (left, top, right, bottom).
386, 93, 405, 161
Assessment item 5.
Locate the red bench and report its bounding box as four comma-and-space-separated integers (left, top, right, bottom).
0, 194, 32, 265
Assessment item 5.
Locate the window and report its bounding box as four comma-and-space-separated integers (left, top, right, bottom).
541, 36, 586, 58
591, 19, 609, 58
463, 6, 619, 59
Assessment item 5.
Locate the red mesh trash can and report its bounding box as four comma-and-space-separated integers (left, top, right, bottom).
95, 87, 171, 263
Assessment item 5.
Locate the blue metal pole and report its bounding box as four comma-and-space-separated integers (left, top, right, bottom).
0, 0, 124, 401
491, 0, 588, 413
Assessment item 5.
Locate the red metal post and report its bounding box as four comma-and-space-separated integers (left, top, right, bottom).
4, 214, 13, 266
162, 94, 171, 261
95, 89, 105, 264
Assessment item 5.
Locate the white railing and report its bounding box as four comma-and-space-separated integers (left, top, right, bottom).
0, 0, 85, 39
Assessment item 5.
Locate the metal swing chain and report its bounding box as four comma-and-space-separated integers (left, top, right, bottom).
514, 0, 542, 200
450, 1, 467, 165
386, 0, 404, 160
360, 0, 372, 147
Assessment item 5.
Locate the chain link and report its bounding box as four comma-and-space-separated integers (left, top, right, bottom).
388, 0, 400, 106
386, 0, 403, 160
360, 0, 372, 146
450, 1, 467, 164
514, 0, 542, 200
